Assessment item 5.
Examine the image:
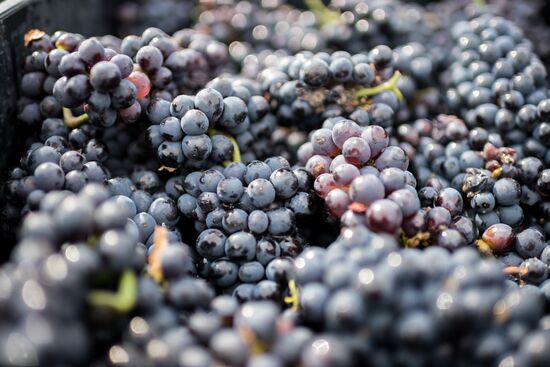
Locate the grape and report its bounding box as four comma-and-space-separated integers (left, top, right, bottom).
311, 128, 339, 157
480, 223, 515, 253
314, 173, 337, 199
127, 70, 151, 99
181, 134, 213, 161
180, 109, 209, 135
349, 174, 385, 205
247, 179, 276, 208
331, 120, 363, 149
366, 199, 403, 233
375, 146, 409, 171
195, 88, 224, 121
136, 45, 164, 73
89, 61, 121, 92
332, 163, 360, 186
388, 188, 421, 218
325, 188, 350, 218
110, 54, 134, 78
306, 155, 332, 178
78, 38, 105, 65
342, 137, 371, 166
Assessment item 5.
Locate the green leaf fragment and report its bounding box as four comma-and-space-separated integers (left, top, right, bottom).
88, 270, 138, 313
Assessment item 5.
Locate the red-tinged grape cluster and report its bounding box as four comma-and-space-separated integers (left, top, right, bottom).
299, 117, 417, 230
299, 115, 477, 252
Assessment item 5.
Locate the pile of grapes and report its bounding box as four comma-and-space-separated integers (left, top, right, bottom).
2, 0, 550, 366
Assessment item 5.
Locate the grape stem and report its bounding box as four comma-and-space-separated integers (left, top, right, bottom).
158, 165, 178, 172
475, 239, 494, 256
304, 0, 341, 27
87, 235, 98, 247
207, 128, 242, 165
491, 166, 503, 178
355, 71, 404, 101
284, 279, 300, 312
401, 231, 431, 248
63, 108, 89, 129
148, 226, 170, 283
88, 270, 137, 313
241, 327, 268, 355
503, 266, 528, 277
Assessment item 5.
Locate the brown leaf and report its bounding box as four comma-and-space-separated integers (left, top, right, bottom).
24, 29, 46, 46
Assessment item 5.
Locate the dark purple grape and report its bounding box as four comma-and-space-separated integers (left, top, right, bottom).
366, 199, 403, 233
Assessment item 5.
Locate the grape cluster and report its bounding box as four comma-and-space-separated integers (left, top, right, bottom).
289, 226, 550, 367
316, 0, 434, 52
2, 121, 108, 222
0, 182, 179, 365
301, 117, 414, 227
145, 27, 229, 93
195, 0, 326, 56
146, 79, 276, 170
490, 0, 550, 72
2, 111, 163, 225
19, 27, 230, 132
17, 30, 80, 126
177, 156, 316, 293
258, 47, 404, 131
117, 0, 194, 36
398, 113, 550, 280
52, 37, 147, 127
443, 13, 548, 148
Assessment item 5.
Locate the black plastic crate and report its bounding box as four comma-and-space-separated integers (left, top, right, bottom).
0, 0, 120, 174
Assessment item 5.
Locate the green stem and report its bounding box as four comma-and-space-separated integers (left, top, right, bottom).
305, 0, 340, 26
473, 0, 486, 8
208, 128, 242, 166
88, 270, 137, 313
355, 71, 404, 101
284, 279, 300, 312
63, 108, 89, 128
475, 239, 494, 256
